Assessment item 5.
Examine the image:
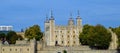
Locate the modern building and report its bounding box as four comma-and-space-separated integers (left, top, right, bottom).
0, 26, 13, 34
0, 26, 12, 31
44, 12, 82, 46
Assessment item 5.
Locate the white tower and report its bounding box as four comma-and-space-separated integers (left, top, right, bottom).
49, 10, 55, 46
45, 15, 50, 46
76, 10, 82, 33
76, 10, 82, 45
45, 11, 55, 46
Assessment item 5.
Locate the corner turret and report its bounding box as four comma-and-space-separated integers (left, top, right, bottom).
76, 10, 82, 32
68, 12, 74, 26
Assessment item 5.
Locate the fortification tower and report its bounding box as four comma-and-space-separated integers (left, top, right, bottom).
49, 11, 55, 46
44, 15, 50, 46
76, 11, 82, 45
76, 10, 82, 33
68, 13, 74, 26
45, 11, 55, 46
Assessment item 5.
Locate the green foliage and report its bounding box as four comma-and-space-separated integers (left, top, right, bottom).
6, 31, 18, 44
79, 24, 94, 45
17, 34, 24, 40
25, 25, 43, 41
79, 24, 111, 49
0, 33, 6, 40
112, 26, 120, 48
63, 50, 67, 53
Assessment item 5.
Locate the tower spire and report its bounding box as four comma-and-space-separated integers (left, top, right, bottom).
51, 10, 53, 18
70, 12, 72, 18
77, 10, 81, 19
45, 14, 49, 23
46, 14, 48, 20
50, 10, 54, 20
77, 10, 80, 17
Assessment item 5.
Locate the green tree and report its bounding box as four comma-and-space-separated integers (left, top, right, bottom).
25, 25, 43, 41
79, 24, 111, 49
0, 33, 6, 41
63, 50, 67, 53
6, 31, 18, 44
79, 24, 94, 45
17, 34, 24, 40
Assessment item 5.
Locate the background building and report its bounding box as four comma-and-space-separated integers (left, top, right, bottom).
0, 26, 12, 31
0, 26, 13, 34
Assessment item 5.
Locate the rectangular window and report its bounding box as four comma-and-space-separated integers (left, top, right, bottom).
10, 49, 12, 51
3, 49, 4, 51
74, 41, 76, 44
56, 35, 57, 38
73, 31, 75, 33
15, 49, 17, 51
27, 48, 29, 51
61, 31, 62, 33
68, 35, 69, 38
62, 41, 64, 44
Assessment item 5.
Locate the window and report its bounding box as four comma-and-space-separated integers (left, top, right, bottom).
56, 35, 57, 38
27, 48, 29, 51
73, 31, 75, 33
58, 52, 61, 53
3, 49, 4, 51
67, 35, 69, 38
73, 35, 75, 38
68, 41, 69, 43
73, 41, 76, 44
10, 49, 12, 51
15, 49, 17, 51
62, 35, 63, 37
62, 41, 64, 44
61, 31, 62, 33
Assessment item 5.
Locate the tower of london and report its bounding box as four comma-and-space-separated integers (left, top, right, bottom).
44, 12, 82, 46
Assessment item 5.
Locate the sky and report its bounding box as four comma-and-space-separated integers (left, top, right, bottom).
0, 0, 120, 32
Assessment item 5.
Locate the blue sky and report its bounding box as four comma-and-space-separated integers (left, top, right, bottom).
0, 0, 120, 32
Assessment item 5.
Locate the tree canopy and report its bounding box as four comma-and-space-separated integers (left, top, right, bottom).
0, 32, 6, 41
79, 24, 111, 49
6, 31, 18, 44
25, 25, 43, 41
0, 31, 24, 44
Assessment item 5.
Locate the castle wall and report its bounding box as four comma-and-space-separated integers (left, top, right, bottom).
0, 39, 36, 53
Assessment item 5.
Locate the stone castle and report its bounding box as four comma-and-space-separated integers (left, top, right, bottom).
44, 12, 82, 46
0, 12, 118, 53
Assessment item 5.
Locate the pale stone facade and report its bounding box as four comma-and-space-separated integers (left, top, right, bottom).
44, 13, 82, 46
0, 39, 36, 53
109, 29, 118, 49
0, 12, 118, 53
